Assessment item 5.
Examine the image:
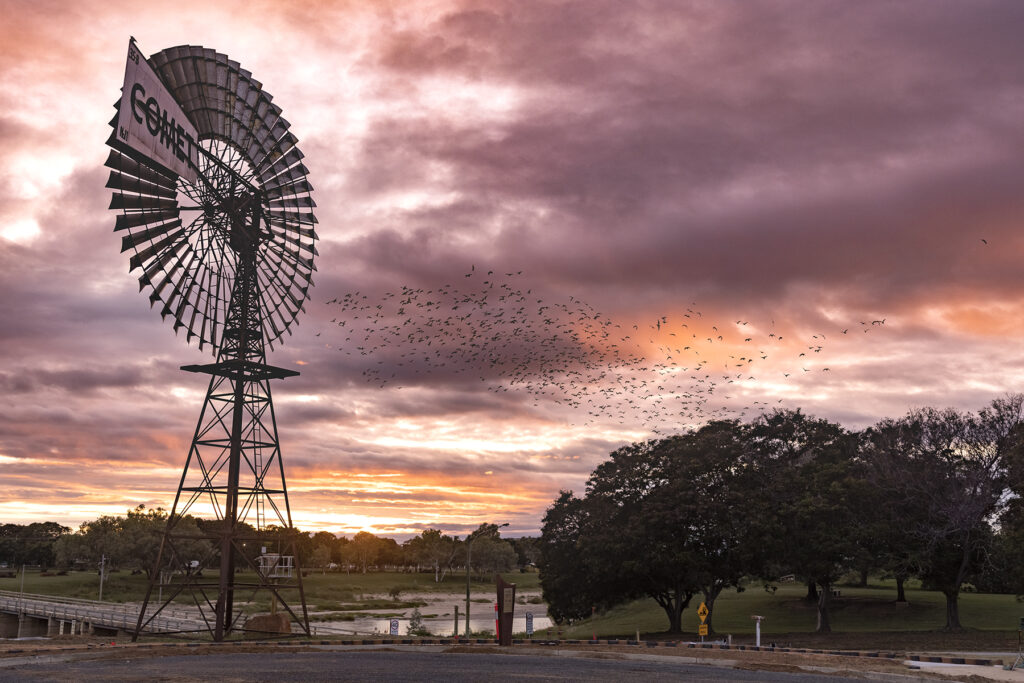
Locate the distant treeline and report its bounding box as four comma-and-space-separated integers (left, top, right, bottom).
0, 512, 539, 582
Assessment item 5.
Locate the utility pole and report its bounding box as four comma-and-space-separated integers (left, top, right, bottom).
99, 555, 106, 601
464, 534, 474, 637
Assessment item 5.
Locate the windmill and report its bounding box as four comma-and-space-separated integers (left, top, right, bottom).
104, 38, 317, 640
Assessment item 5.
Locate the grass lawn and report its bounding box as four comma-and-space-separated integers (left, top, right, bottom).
0, 568, 540, 611
545, 578, 1024, 649
0, 569, 149, 602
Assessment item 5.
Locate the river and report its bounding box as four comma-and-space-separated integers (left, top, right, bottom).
310, 611, 554, 638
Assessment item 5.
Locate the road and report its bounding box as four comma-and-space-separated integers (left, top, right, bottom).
0, 648, 889, 682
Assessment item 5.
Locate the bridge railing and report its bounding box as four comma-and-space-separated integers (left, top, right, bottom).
0, 591, 207, 633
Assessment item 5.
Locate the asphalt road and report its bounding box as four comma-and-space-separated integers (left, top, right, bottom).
0, 649, 883, 682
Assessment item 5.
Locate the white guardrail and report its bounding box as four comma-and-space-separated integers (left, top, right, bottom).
0, 590, 207, 633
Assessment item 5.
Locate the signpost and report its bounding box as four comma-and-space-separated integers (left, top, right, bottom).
526, 612, 534, 637
495, 575, 516, 646
697, 601, 708, 640
389, 618, 399, 636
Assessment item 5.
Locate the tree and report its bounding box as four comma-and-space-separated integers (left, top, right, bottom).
407, 529, 458, 582
0, 522, 69, 570
539, 491, 598, 624
645, 421, 761, 634
457, 524, 514, 580
53, 506, 210, 579
57, 515, 122, 570
471, 535, 517, 575
334, 536, 351, 568
376, 537, 404, 568
990, 421, 1024, 594
122, 506, 210, 578
744, 409, 862, 633
864, 396, 1024, 630
311, 544, 332, 571
541, 434, 742, 634
582, 440, 700, 633
510, 537, 541, 568
350, 531, 382, 573
861, 423, 934, 603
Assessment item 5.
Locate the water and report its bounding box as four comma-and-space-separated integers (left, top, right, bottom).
312, 612, 553, 637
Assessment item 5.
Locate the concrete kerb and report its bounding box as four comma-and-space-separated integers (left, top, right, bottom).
0, 636, 1007, 668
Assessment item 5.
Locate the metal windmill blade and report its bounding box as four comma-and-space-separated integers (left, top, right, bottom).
106, 42, 317, 354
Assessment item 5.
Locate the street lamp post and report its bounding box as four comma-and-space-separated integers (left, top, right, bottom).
465, 523, 508, 637
98, 554, 107, 601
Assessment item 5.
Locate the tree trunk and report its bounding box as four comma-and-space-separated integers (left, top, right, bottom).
805, 580, 818, 602
858, 566, 868, 587
816, 581, 832, 633
702, 584, 723, 635
652, 590, 692, 634
655, 598, 680, 633
667, 603, 682, 633
943, 589, 962, 631
895, 575, 907, 603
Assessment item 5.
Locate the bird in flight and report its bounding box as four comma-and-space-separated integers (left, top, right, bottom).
321, 270, 889, 432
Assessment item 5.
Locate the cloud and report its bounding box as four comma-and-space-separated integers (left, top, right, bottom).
3, 0, 1024, 535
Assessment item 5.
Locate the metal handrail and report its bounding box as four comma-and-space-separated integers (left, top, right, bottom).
0, 592, 207, 633
0, 591, 197, 621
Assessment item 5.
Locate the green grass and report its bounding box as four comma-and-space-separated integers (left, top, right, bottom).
0, 569, 149, 602
544, 578, 1024, 643
0, 568, 537, 606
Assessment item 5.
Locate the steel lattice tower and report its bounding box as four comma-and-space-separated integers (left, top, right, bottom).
133, 197, 310, 640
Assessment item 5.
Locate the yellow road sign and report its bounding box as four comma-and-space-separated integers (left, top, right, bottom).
697, 602, 709, 623
698, 623, 708, 636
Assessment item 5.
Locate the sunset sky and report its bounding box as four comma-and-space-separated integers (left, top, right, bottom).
3, 1, 1024, 539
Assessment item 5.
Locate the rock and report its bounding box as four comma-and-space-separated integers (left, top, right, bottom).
244, 613, 291, 637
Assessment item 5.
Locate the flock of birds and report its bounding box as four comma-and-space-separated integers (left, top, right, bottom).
320, 269, 887, 434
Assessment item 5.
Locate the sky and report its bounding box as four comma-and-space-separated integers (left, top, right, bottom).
3, 0, 1024, 539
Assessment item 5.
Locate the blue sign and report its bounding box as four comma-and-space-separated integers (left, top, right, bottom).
389, 618, 399, 635
526, 611, 534, 636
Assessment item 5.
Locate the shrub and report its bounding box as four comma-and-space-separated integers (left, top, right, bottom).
407, 608, 431, 637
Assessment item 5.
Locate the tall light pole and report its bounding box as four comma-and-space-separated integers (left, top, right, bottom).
465, 523, 508, 637
98, 554, 107, 601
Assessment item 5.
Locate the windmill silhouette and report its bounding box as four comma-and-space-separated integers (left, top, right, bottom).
105, 39, 317, 640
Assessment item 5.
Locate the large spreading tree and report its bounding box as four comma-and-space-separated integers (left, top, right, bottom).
540, 421, 767, 633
